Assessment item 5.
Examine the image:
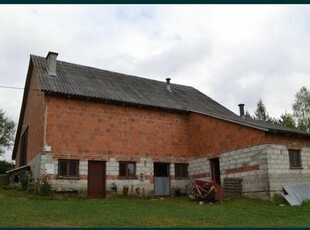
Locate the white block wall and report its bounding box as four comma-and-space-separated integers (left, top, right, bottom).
30, 144, 310, 198
33, 154, 190, 195
189, 144, 310, 199
267, 146, 310, 196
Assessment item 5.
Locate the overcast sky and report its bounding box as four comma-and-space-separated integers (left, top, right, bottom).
1, 5, 310, 161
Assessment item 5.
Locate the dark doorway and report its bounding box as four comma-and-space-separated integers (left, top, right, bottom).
88, 161, 106, 198
20, 127, 28, 167
154, 163, 170, 196
210, 158, 221, 185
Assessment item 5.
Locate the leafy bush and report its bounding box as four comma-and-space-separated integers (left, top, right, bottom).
19, 174, 29, 191
38, 174, 52, 196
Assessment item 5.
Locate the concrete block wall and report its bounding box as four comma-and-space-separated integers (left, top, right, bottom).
79, 161, 88, 176
106, 157, 154, 195
106, 157, 189, 196
32, 154, 190, 195
170, 163, 190, 195
28, 152, 41, 178
29, 145, 310, 199
39, 153, 88, 190
189, 144, 271, 198
189, 144, 310, 199
189, 157, 210, 180
267, 145, 310, 196
221, 144, 270, 198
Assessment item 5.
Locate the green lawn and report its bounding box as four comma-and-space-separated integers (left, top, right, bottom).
1, 186, 309, 227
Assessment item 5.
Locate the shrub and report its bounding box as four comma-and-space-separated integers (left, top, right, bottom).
0, 160, 14, 174
38, 174, 52, 196
19, 174, 29, 191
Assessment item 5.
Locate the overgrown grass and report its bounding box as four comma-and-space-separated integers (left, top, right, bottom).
0, 186, 309, 227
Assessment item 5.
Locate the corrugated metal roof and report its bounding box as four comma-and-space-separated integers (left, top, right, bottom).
282, 183, 310, 205
31, 54, 310, 137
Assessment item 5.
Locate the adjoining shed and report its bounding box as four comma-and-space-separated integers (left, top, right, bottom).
6, 165, 31, 186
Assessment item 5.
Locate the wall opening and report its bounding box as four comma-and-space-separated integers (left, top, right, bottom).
210, 158, 221, 185
20, 127, 29, 167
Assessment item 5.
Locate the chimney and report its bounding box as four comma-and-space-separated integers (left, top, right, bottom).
166, 78, 172, 92
46, 51, 58, 76
238, 103, 245, 117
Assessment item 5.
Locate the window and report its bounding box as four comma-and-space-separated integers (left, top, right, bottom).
119, 162, 136, 178
175, 163, 189, 178
58, 160, 79, 178
289, 150, 302, 168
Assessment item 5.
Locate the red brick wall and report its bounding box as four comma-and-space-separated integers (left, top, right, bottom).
266, 134, 310, 149
15, 71, 45, 166
188, 113, 267, 156
45, 97, 310, 162
45, 96, 190, 162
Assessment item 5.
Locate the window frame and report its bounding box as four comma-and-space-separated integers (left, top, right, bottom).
118, 161, 136, 179
289, 150, 302, 169
58, 159, 79, 179
175, 163, 189, 179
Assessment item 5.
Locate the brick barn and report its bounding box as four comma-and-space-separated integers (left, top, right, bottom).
12, 52, 310, 199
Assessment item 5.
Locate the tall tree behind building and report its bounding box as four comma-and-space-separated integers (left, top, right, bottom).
0, 109, 15, 156
292, 86, 310, 132
254, 98, 271, 122
279, 112, 296, 128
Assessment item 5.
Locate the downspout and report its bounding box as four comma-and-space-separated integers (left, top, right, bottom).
44, 103, 48, 147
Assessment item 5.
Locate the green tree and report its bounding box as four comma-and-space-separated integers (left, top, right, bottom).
292, 86, 310, 132
278, 112, 296, 129
254, 98, 271, 122
0, 160, 14, 174
0, 109, 15, 156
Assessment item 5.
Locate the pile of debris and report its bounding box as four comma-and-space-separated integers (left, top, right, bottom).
186, 179, 223, 202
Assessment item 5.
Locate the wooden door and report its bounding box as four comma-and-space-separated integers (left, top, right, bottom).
88, 161, 106, 198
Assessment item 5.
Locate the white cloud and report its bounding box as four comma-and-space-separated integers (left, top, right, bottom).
1, 5, 310, 161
